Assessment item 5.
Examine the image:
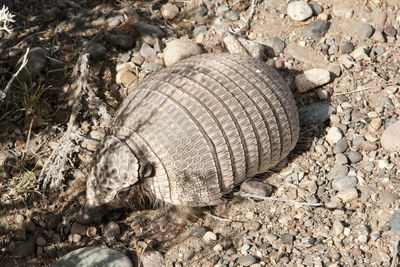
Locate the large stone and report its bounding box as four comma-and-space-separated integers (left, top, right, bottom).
163, 38, 202, 66
381, 120, 400, 152
287, 1, 313, 21
295, 68, 331, 93
51, 247, 133, 267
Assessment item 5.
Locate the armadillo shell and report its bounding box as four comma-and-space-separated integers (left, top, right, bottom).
112, 53, 299, 207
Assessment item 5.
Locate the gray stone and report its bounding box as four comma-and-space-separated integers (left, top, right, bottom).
333, 138, 349, 154
140, 43, 156, 57
348, 151, 363, 163
237, 255, 257, 266
298, 102, 335, 125
303, 20, 330, 41
390, 211, 400, 233
225, 10, 239, 21
141, 251, 164, 267
87, 42, 107, 61
309, 2, 323, 15
51, 247, 133, 267
356, 23, 374, 39
193, 25, 207, 37
134, 21, 165, 44
353, 136, 366, 147
339, 41, 354, 54
327, 165, 349, 180
332, 176, 357, 191
371, 30, 386, 42
240, 180, 274, 197
384, 25, 397, 37
17, 47, 48, 82
107, 15, 124, 27
268, 37, 286, 54
281, 234, 295, 244
185, 250, 195, 260
287, 1, 313, 21
328, 44, 338, 55
190, 5, 207, 20
105, 33, 134, 50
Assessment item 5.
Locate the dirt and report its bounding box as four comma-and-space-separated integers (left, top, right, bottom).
1, 0, 400, 266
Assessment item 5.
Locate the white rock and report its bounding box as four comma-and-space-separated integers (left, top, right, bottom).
287, 1, 313, 21
295, 68, 331, 93
163, 38, 202, 66
161, 3, 179, 20
350, 46, 369, 61
336, 188, 358, 202
326, 127, 343, 146
203, 231, 217, 243
338, 54, 354, 69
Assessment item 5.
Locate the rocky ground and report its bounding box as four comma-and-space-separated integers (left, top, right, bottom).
1, 0, 400, 266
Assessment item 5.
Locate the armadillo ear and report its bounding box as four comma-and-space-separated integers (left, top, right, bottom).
139, 161, 154, 178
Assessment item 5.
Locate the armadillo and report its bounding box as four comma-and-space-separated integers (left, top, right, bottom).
78, 53, 299, 224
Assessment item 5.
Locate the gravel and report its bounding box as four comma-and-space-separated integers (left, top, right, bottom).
2, 0, 400, 266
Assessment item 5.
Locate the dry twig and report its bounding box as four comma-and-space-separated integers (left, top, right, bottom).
234, 192, 323, 207
0, 47, 30, 102
37, 52, 90, 189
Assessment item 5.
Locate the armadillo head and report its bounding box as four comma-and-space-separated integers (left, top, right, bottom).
77, 135, 141, 224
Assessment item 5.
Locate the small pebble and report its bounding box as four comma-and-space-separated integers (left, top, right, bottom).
225, 10, 239, 21
140, 43, 156, 57
332, 220, 344, 235
240, 180, 274, 197
332, 176, 357, 191
161, 3, 179, 19
299, 102, 335, 125
190, 5, 207, 20
87, 42, 107, 61
362, 141, 378, 151
339, 41, 354, 54
356, 23, 374, 39
286, 1, 313, 21
338, 54, 354, 68
106, 15, 124, 27
333, 138, 349, 154
141, 251, 164, 267
193, 25, 207, 38
105, 33, 134, 50
185, 250, 195, 260
203, 231, 217, 243
281, 234, 294, 245
379, 192, 399, 205
383, 25, 397, 37
371, 30, 386, 42
134, 21, 165, 44
295, 68, 331, 93
336, 188, 358, 202
103, 221, 120, 242
309, 2, 323, 15
326, 127, 343, 146
347, 151, 363, 163
303, 20, 330, 41
237, 255, 257, 266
